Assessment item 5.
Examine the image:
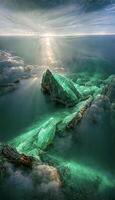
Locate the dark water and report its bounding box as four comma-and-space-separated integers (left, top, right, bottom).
0, 35, 115, 142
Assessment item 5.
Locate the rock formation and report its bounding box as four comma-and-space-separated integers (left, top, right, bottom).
56, 96, 93, 133
1, 71, 115, 200
41, 69, 81, 107
0, 144, 33, 167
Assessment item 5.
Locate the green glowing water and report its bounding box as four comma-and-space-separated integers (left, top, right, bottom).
0, 35, 115, 200
9, 71, 115, 197
10, 96, 92, 157
45, 154, 115, 190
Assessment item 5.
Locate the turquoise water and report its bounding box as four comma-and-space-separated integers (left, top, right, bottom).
0, 35, 115, 200
0, 35, 115, 142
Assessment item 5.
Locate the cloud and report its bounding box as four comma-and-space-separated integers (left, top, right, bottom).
0, 161, 64, 200
0, 2, 115, 35
0, 50, 46, 84
0, 0, 114, 11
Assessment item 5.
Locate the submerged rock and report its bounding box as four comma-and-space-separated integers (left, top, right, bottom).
41, 69, 81, 107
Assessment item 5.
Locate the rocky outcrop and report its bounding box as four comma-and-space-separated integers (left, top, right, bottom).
56, 96, 93, 133
8, 73, 115, 171
41, 69, 81, 107
0, 144, 61, 195
10, 97, 93, 157
0, 144, 33, 167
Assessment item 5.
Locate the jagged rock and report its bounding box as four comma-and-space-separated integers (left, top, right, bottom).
67, 96, 93, 129
56, 96, 93, 133
0, 144, 61, 194
41, 69, 81, 107
10, 96, 94, 156
0, 145, 33, 167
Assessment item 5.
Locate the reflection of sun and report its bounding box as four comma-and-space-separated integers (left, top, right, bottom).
40, 34, 65, 73
41, 35, 56, 66
45, 36, 55, 65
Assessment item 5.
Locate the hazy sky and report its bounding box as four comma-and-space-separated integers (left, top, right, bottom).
0, 0, 115, 35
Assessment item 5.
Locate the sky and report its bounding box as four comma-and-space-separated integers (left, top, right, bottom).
0, 0, 115, 36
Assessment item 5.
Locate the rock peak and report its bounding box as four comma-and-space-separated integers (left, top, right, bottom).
41, 69, 81, 107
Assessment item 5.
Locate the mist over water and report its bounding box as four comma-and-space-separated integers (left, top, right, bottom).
0, 35, 115, 141
0, 35, 115, 200
0, 0, 115, 199
0, 35, 115, 68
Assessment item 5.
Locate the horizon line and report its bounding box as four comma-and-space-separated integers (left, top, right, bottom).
0, 32, 115, 37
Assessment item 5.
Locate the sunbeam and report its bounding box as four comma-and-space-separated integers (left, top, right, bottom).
0, 3, 115, 36
0, 2, 115, 200
42, 36, 56, 65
